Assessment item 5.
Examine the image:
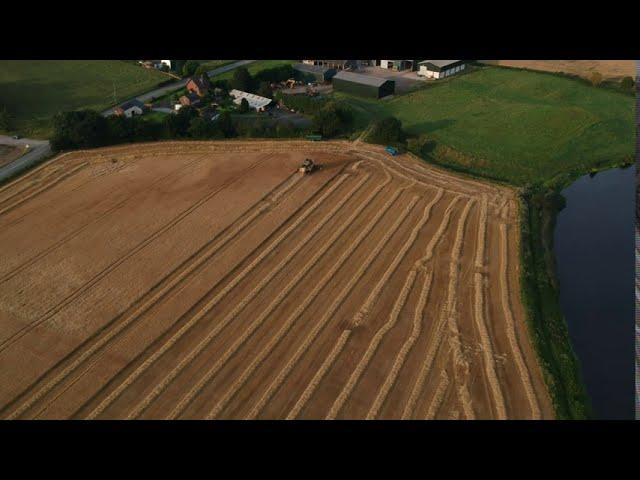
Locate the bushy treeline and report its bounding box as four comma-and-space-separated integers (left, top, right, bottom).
50, 108, 237, 151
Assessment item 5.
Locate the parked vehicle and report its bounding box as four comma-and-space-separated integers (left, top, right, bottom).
385, 146, 398, 156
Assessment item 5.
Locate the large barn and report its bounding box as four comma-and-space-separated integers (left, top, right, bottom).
293, 63, 337, 82
332, 71, 395, 99
417, 60, 467, 79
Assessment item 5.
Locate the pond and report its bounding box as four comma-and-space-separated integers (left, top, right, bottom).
553, 165, 635, 419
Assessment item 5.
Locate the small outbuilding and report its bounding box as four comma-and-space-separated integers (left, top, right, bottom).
417, 60, 466, 79
179, 93, 202, 107
293, 63, 337, 83
229, 89, 272, 112
379, 60, 414, 71
332, 71, 395, 99
114, 99, 145, 118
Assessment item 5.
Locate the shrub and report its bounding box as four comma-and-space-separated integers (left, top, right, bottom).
238, 98, 250, 113
590, 71, 603, 86
311, 101, 354, 138
621, 76, 635, 90
367, 116, 405, 145
231, 67, 255, 92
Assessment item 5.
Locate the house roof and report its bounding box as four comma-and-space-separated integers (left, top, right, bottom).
333, 70, 391, 87
118, 99, 144, 111
418, 60, 463, 69
229, 89, 272, 109
188, 75, 210, 90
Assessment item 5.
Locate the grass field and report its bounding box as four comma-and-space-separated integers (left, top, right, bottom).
213, 60, 296, 81
198, 60, 235, 71
334, 66, 635, 186
0, 61, 170, 139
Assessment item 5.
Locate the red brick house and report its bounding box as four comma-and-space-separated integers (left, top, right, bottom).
186, 75, 211, 97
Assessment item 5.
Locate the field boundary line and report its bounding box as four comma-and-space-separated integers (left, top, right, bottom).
202, 177, 395, 419
2, 168, 304, 420
0, 155, 209, 285
0, 151, 79, 195
0, 154, 270, 355
499, 222, 541, 419
326, 268, 418, 420
366, 271, 433, 419
82, 171, 365, 419
0, 162, 88, 217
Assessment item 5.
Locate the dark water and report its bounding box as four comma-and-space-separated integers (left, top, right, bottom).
553, 166, 635, 419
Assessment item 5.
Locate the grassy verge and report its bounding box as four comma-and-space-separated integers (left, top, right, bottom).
518, 189, 591, 419
0, 60, 171, 139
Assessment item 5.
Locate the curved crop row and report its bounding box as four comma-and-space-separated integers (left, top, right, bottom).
425, 371, 450, 419
83, 172, 364, 419
242, 186, 413, 420
326, 269, 418, 420
499, 223, 541, 419
353, 188, 443, 327
203, 178, 394, 419
366, 272, 433, 419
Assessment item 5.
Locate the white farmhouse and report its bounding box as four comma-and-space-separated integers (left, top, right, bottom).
160, 60, 172, 69
114, 99, 145, 118
229, 89, 272, 112
417, 60, 466, 79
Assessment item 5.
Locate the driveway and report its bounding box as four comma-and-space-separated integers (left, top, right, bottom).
0, 135, 51, 182
102, 60, 257, 116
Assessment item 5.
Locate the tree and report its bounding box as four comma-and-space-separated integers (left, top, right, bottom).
188, 117, 214, 138
257, 81, 273, 99
231, 67, 254, 92
195, 64, 209, 77
182, 60, 201, 77
163, 105, 198, 137
311, 101, 354, 138
621, 76, 635, 90
276, 120, 295, 138
0, 107, 13, 131
51, 110, 109, 151
590, 71, 603, 86
367, 116, 405, 145
238, 98, 250, 114
215, 111, 236, 138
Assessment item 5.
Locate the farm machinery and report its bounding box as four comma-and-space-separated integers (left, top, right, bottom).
299, 158, 319, 174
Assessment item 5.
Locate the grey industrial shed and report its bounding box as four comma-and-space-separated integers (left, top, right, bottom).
332, 71, 395, 99
293, 63, 337, 82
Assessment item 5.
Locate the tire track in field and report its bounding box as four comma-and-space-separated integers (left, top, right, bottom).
326, 269, 418, 420
0, 162, 88, 217
0, 155, 208, 285
82, 170, 366, 419
202, 178, 398, 420
498, 223, 541, 419
471, 195, 507, 419
2, 168, 302, 420
365, 271, 433, 419
249, 191, 417, 418
400, 198, 468, 419
0, 154, 269, 355
353, 187, 443, 327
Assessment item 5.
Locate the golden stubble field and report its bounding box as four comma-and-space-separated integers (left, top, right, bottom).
0, 140, 554, 419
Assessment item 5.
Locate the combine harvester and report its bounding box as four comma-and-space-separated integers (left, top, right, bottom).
299, 158, 319, 174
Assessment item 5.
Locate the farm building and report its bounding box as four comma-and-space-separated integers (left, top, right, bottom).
417, 60, 467, 79
379, 60, 415, 71
114, 99, 145, 118
301, 60, 358, 71
332, 71, 395, 99
229, 89, 272, 112
186, 75, 211, 97
293, 63, 337, 82
179, 93, 202, 107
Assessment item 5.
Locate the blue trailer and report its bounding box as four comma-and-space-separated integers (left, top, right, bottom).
385, 146, 398, 156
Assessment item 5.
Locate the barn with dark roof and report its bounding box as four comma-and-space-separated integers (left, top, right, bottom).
331, 71, 395, 99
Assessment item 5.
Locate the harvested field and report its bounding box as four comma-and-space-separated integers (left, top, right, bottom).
0, 140, 554, 419
481, 60, 636, 81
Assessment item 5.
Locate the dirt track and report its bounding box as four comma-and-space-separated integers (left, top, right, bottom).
0, 140, 554, 419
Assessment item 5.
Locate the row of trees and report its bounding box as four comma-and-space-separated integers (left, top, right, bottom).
0, 106, 13, 131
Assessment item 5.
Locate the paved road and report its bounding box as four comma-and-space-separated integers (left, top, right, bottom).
102, 60, 257, 116
0, 136, 51, 182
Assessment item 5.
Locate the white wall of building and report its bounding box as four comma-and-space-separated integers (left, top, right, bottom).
123, 106, 143, 118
